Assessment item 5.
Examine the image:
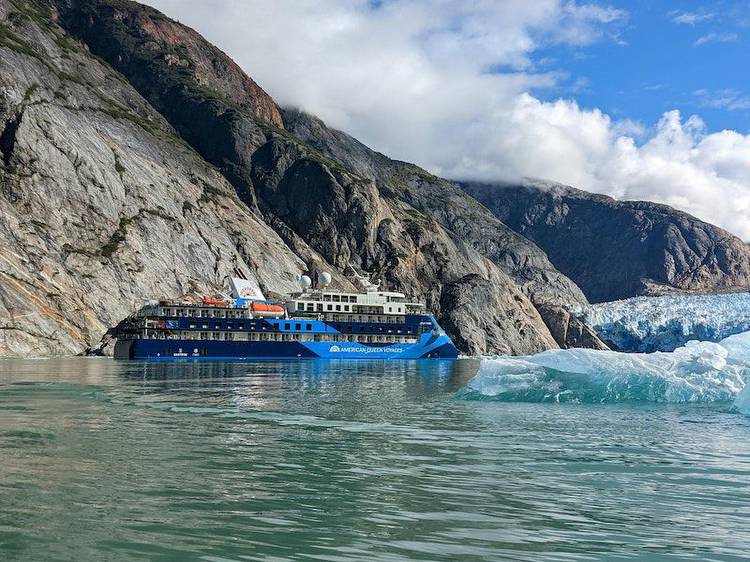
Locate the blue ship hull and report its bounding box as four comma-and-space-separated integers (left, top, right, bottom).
114, 333, 458, 360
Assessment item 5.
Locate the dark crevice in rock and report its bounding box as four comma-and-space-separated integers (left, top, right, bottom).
0, 110, 23, 167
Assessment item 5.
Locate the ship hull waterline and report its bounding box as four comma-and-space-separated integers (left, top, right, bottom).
114, 334, 458, 360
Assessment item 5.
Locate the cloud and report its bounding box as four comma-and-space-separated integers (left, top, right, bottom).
671, 11, 714, 25
143, 0, 750, 239
694, 88, 750, 111
695, 32, 739, 46
479, 101, 750, 240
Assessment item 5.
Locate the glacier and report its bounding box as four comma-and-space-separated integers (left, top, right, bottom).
736, 382, 750, 416
458, 331, 750, 410
579, 293, 750, 352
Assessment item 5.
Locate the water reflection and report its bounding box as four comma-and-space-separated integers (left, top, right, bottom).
116, 358, 480, 393
4, 357, 747, 561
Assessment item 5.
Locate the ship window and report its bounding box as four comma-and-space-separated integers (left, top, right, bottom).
202, 324, 208, 329
324, 295, 331, 302
350, 296, 358, 303
295, 323, 301, 330
297, 303, 304, 311
190, 324, 196, 329
284, 323, 290, 330
327, 305, 332, 311
306, 323, 312, 331
344, 305, 349, 311
336, 305, 341, 311
333, 295, 340, 302
238, 323, 244, 330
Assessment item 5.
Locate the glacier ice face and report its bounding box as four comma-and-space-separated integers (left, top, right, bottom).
580, 293, 750, 352
736, 384, 750, 415
458, 331, 750, 406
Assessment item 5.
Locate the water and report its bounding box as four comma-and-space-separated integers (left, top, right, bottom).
2, 358, 750, 561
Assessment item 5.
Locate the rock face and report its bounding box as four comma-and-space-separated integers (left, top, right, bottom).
439, 274, 557, 356
281, 110, 587, 309
0, 0, 573, 357
3, 0, 747, 358
46, 0, 594, 356
0, 0, 312, 356
462, 180, 750, 303
534, 304, 609, 351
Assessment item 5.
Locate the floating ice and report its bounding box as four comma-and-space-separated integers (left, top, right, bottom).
580, 293, 750, 352
459, 331, 750, 406
736, 384, 750, 415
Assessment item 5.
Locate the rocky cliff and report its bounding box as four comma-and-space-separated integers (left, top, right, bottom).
0, 0, 578, 357
0, 0, 317, 355
462, 180, 750, 303
2, 0, 742, 358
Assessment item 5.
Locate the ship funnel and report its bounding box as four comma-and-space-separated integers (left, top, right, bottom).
229, 277, 266, 302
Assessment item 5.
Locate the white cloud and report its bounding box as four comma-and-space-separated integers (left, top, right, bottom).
695, 32, 739, 46
671, 11, 714, 25
143, 0, 750, 240
486, 101, 750, 239
694, 88, 750, 111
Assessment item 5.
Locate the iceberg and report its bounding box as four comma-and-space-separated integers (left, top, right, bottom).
580, 293, 750, 352
458, 331, 750, 406
736, 383, 750, 415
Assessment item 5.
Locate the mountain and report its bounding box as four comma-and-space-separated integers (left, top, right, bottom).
1, 0, 743, 358
0, 0, 587, 356
462, 180, 750, 303
0, 0, 312, 355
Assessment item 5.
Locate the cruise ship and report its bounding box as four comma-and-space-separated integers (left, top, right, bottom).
113, 273, 458, 360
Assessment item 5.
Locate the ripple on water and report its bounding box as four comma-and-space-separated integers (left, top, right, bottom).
0, 358, 749, 561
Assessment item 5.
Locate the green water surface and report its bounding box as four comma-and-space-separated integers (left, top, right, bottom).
1, 358, 749, 561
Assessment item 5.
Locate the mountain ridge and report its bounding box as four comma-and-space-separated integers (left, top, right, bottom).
0, 0, 747, 357
461, 179, 750, 302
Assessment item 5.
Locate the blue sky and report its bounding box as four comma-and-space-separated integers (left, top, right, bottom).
535, 0, 750, 134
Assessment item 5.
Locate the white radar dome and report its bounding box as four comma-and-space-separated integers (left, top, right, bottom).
299, 275, 312, 290
318, 271, 332, 288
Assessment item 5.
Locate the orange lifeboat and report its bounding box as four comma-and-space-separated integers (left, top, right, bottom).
250, 301, 285, 315
202, 295, 228, 307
